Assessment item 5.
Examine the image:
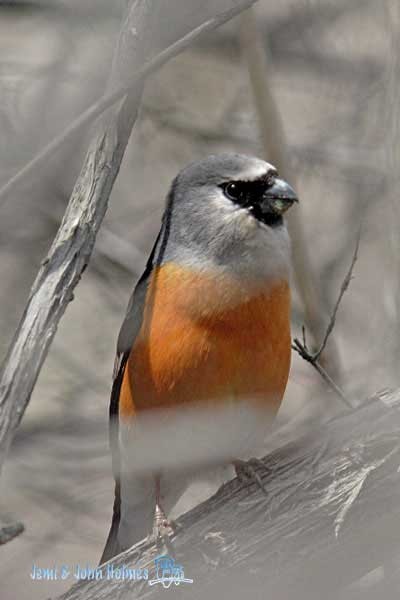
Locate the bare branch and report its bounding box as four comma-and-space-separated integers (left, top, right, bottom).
293, 341, 351, 407
315, 230, 360, 361
292, 234, 361, 409
51, 394, 400, 600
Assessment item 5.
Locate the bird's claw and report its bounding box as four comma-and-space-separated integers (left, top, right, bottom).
233, 458, 269, 496
148, 503, 175, 548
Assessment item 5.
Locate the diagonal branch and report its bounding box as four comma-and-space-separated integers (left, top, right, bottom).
50, 394, 400, 600
292, 232, 361, 408
311, 230, 360, 363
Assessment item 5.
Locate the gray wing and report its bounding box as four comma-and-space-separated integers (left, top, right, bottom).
100, 189, 175, 563
99, 234, 161, 564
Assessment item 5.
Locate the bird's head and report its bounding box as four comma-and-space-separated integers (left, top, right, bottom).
160, 154, 298, 281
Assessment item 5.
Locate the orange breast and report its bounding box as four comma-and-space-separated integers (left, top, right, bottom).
119, 263, 291, 420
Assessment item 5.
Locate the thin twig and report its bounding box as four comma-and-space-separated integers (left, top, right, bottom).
292, 233, 361, 409
314, 231, 360, 362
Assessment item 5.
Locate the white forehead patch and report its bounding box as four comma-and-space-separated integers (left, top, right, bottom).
234, 160, 275, 182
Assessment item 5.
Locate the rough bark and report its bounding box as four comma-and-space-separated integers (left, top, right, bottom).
53, 390, 400, 600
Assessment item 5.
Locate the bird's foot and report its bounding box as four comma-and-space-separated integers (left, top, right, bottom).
233, 458, 270, 496
149, 504, 175, 546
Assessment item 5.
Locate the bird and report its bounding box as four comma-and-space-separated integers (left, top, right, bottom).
100, 153, 298, 563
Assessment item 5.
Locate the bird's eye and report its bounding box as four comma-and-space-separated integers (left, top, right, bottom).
222, 182, 244, 202
265, 174, 276, 187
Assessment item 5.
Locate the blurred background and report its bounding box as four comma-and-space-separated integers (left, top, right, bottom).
0, 0, 397, 598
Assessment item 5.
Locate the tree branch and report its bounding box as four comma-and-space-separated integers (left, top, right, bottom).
292, 233, 361, 408
313, 230, 360, 361
52, 392, 400, 600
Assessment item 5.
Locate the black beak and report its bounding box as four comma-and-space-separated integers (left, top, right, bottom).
260, 177, 298, 215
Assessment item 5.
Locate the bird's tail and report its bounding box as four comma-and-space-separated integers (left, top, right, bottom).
99, 483, 122, 565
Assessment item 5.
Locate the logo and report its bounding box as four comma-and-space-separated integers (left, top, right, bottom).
148, 554, 193, 588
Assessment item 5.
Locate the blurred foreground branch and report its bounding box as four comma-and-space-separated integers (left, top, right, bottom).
0, 0, 259, 477
54, 391, 400, 600
239, 8, 342, 383
293, 234, 360, 408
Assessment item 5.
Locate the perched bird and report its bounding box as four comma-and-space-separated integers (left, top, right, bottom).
100, 153, 298, 563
